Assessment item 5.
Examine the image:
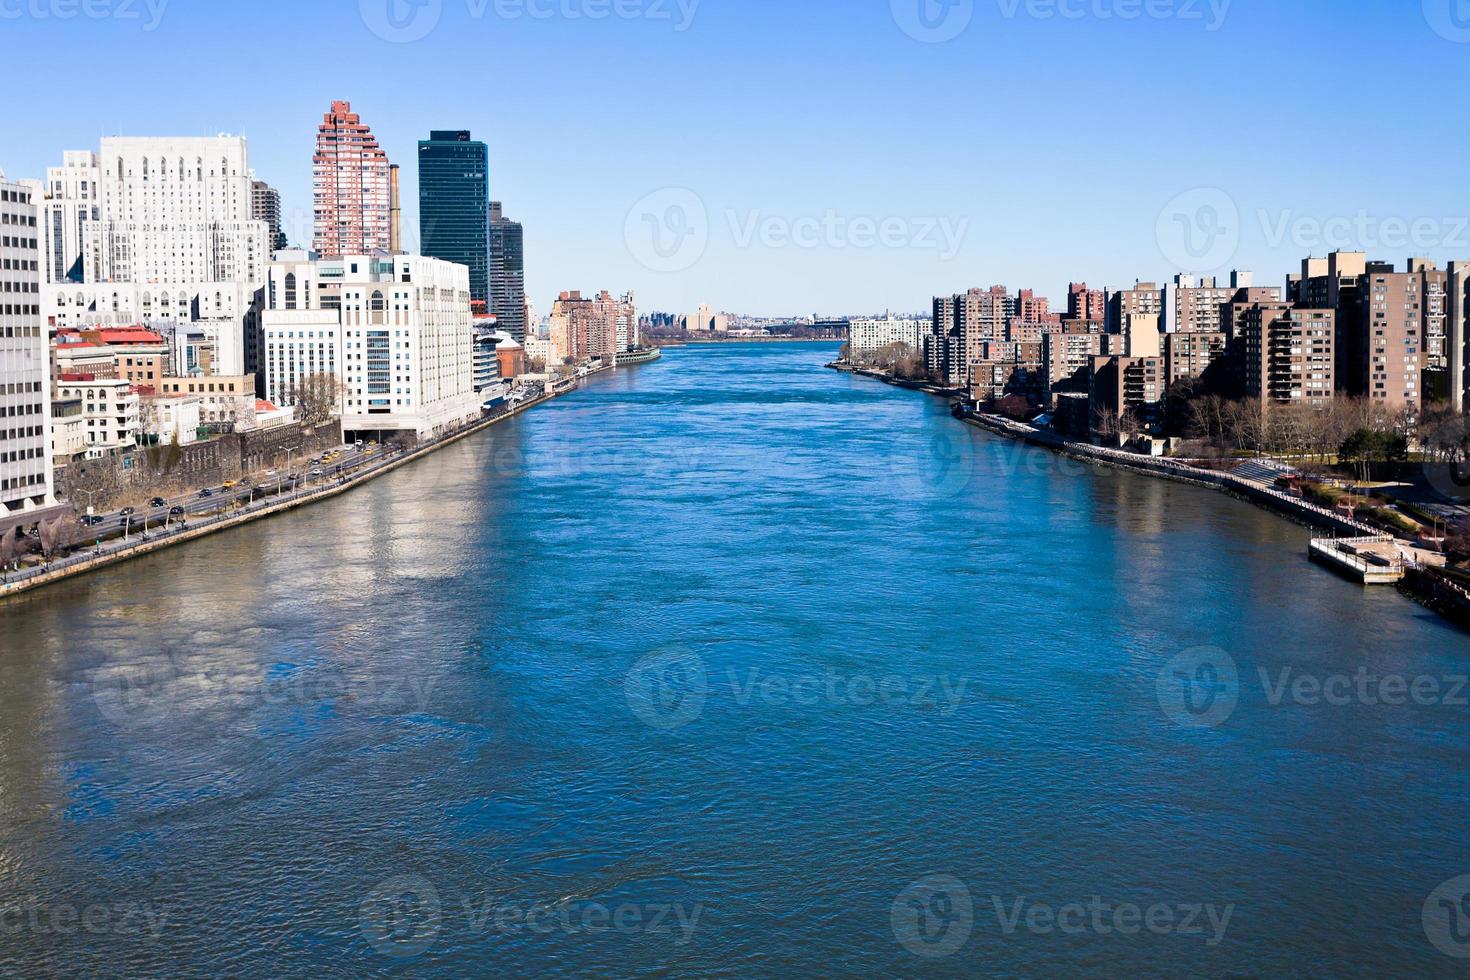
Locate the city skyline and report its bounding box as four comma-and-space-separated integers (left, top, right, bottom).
4, 0, 1470, 315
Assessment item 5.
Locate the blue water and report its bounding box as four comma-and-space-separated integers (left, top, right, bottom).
2, 343, 1468, 976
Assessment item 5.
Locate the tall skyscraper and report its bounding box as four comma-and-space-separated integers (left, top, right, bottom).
313, 101, 392, 256
489, 201, 526, 342
418, 130, 489, 305
0, 174, 60, 535
251, 179, 287, 251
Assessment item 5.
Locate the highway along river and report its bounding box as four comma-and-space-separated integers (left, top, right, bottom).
1, 342, 1467, 975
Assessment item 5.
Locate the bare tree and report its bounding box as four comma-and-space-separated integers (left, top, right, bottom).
284, 373, 346, 428
39, 516, 81, 565
0, 528, 16, 577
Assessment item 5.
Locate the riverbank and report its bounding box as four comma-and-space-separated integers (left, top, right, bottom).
0, 366, 612, 603
831, 361, 1464, 625
679, 337, 842, 344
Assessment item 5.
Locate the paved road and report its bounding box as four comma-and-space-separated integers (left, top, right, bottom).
5, 442, 407, 585
4, 387, 555, 589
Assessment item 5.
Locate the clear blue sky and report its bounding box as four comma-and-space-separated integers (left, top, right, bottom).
3, 0, 1468, 317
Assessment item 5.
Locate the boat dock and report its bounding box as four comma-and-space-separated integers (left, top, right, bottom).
1309, 535, 1407, 585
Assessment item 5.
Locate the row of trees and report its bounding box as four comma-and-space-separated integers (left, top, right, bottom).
842, 342, 928, 381
1166, 382, 1448, 466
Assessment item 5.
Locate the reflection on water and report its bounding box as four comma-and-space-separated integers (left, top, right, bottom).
0, 343, 1467, 976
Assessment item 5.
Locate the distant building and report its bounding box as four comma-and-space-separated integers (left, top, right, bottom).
681, 304, 728, 334
251, 179, 288, 251
313, 101, 392, 255
849, 315, 928, 354
489, 202, 526, 342
552, 290, 637, 362
1163, 273, 1240, 334
1066, 282, 1107, 323
928, 286, 1012, 385
419, 131, 490, 306
1106, 281, 1162, 336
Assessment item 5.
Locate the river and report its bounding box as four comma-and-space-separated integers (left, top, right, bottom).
2, 342, 1468, 976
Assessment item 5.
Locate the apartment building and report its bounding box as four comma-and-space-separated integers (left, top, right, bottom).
1106, 281, 1162, 335
1066, 282, 1106, 323
1237, 304, 1335, 408
0, 175, 60, 534
55, 377, 140, 456
1358, 267, 1423, 411
1042, 331, 1108, 407
1164, 331, 1228, 387
313, 101, 392, 256
850, 315, 929, 353
1088, 355, 1164, 440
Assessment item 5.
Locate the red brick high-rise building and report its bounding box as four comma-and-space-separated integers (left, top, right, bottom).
313, 101, 392, 256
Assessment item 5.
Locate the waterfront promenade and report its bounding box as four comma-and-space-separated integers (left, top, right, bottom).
0, 368, 609, 602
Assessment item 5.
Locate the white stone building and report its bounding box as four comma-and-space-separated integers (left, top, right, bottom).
33, 137, 269, 365
54, 377, 139, 457
263, 252, 479, 440
0, 174, 61, 534
144, 393, 204, 447
849, 316, 930, 354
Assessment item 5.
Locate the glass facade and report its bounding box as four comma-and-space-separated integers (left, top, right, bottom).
489, 201, 526, 342
417, 130, 489, 305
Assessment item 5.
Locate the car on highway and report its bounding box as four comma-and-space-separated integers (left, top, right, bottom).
150, 497, 167, 508
119, 507, 135, 517
80, 514, 105, 527
222, 480, 238, 490
310, 469, 324, 477
199, 488, 214, 498
169, 506, 186, 518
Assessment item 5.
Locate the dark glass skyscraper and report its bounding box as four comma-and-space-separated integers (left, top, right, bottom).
418, 130, 489, 305
489, 201, 526, 342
